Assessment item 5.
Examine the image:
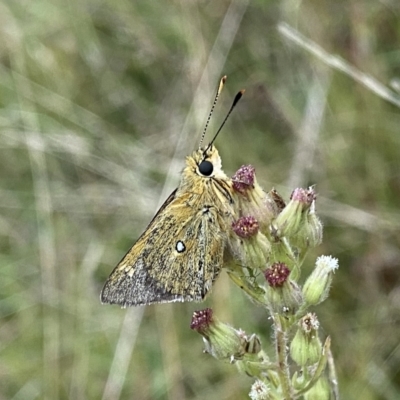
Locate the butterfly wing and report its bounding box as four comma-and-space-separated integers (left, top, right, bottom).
101, 191, 225, 306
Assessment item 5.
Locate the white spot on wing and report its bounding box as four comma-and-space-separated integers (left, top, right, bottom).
176, 240, 185, 253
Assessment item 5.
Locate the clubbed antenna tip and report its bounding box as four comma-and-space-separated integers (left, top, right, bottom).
206, 88, 245, 150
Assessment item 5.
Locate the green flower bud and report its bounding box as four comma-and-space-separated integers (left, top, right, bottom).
272, 187, 315, 240
235, 335, 271, 377
190, 309, 258, 362
230, 216, 271, 269
291, 200, 323, 251
304, 376, 330, 400
268, 238, 298, 272
303, 255, 339, 306
264, 263, 303, 314
249, 379, 271, 400
290, 313, 322, 366
291, 370, 305, 390
232, 165, 280, 231
243, 333, 262, 355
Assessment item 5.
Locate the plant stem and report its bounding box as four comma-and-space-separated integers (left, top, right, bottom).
274, 315, 293, 399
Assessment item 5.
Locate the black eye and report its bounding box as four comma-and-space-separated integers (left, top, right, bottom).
198, 160, 213, 176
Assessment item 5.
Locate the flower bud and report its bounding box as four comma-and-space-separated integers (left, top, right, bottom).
268, 239, 298, 274
230, 216, 271, 269
243, 333, 262, 355
304, 376, 330, 400
264, 262, 290, 287
238, 357, 279, 385
190, 309, 256, 362
303, 255, 339, 306
232, 165, 280, 231
291, 199, 323, 251
232, 165, 256, 195
234, 333, 270, 378
272, 187, 315, 240
232, 216, 259, 238
264, 263, 303, 314
290, 313, 322, 366
249, 379, 271, 400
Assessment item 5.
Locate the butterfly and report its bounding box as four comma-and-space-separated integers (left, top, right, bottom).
101, 77, 243, 306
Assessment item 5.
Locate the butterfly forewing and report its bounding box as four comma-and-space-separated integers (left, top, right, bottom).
101, 146, 235, 306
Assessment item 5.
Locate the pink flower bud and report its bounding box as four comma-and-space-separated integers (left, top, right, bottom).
290, 187, 316, 205
190, 308, 213, 333
264, 262, 290, 287
232, 165, 255, 194
232, 216, 259, 238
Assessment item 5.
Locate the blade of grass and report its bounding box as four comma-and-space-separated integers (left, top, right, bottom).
278, 22, 400, 109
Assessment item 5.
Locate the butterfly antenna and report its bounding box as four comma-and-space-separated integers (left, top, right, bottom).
199, 75, 227, 147
204, 89, 245, 153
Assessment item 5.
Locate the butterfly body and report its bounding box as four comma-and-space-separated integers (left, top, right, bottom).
101, 145, 235, 306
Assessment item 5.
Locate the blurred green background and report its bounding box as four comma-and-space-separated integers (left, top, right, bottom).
1, 0, 400, 399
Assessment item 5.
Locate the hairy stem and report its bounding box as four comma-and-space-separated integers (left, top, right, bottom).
274, 316, 293, 399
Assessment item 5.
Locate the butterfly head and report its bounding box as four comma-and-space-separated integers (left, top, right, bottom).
189, 144, 223, 179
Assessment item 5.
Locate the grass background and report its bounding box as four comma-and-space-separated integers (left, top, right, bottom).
1, 0, 400, 399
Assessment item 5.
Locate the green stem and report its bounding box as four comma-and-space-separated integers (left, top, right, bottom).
274, 315, 293, 399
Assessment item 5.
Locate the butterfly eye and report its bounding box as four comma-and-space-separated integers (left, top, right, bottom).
198, 160, 213, 176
